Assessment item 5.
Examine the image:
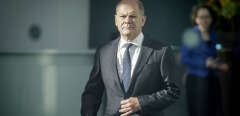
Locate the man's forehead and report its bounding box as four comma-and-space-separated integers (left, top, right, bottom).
116, 10, 137, 15
116, 4, 139, 14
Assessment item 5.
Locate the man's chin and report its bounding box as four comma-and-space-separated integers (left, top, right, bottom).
122, 33, 133, 37
122, 30, 135, 35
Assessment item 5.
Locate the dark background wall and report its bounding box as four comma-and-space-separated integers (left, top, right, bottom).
89, 0, 197, 48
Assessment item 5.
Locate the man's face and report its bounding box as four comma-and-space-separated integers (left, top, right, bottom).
115, 3, 146, 38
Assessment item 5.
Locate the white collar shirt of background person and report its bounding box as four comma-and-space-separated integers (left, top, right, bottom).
117, 32, 144, 80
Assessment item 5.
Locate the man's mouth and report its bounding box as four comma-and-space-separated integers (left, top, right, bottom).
123, 26, 135, 29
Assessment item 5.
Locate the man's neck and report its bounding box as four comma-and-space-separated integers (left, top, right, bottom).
121, 32, 141, 42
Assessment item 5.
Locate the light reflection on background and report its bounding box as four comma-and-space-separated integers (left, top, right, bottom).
39, 50, 57, 116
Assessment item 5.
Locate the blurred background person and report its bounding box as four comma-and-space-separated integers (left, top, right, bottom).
181, 4, 229, 116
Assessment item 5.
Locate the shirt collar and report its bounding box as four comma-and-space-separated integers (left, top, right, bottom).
119, 32, 144, 48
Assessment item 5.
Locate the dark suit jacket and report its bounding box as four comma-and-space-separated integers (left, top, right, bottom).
81, 36, 180, 116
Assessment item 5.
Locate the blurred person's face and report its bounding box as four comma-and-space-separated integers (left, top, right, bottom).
195, 8, 212, 31
115, 2, 146, 41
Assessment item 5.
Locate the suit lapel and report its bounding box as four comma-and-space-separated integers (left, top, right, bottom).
110, 38, 125, 94
126, 38, 153, 94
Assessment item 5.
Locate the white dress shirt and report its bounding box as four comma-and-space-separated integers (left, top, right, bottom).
117, 32, 144, 80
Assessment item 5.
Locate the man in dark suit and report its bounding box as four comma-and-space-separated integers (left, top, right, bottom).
81, 0, 180, 116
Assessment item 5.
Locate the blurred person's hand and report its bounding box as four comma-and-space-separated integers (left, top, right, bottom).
215, 58, 229, 72
217, 63, 229, 72
206, 57, 217, 69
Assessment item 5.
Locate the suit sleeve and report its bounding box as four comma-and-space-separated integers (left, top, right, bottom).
137, 46, 180, 112
81, 49, 105, 116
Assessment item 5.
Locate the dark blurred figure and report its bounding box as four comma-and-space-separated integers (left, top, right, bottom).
181, 5, 229, 116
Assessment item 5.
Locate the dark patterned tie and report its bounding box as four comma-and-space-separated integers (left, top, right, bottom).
122, 43, 133, 92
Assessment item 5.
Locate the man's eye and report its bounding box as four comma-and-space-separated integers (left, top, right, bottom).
130, 16, 136, 18
120, 16, 126, 18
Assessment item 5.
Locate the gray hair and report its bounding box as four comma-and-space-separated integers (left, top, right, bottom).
115, 0, 145, 16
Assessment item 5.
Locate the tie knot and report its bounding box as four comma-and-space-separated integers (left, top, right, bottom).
125, 43, 133, 49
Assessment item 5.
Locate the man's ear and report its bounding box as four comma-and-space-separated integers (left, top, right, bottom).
115, 15, 118, 26
141, 16, 147, 27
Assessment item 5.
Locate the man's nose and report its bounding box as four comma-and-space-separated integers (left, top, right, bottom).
124, 16, 133, 23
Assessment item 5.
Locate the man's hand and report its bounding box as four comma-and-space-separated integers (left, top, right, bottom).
119, 97, 141, 116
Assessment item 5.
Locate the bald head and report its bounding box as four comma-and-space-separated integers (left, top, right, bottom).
115, 0, 145, 16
